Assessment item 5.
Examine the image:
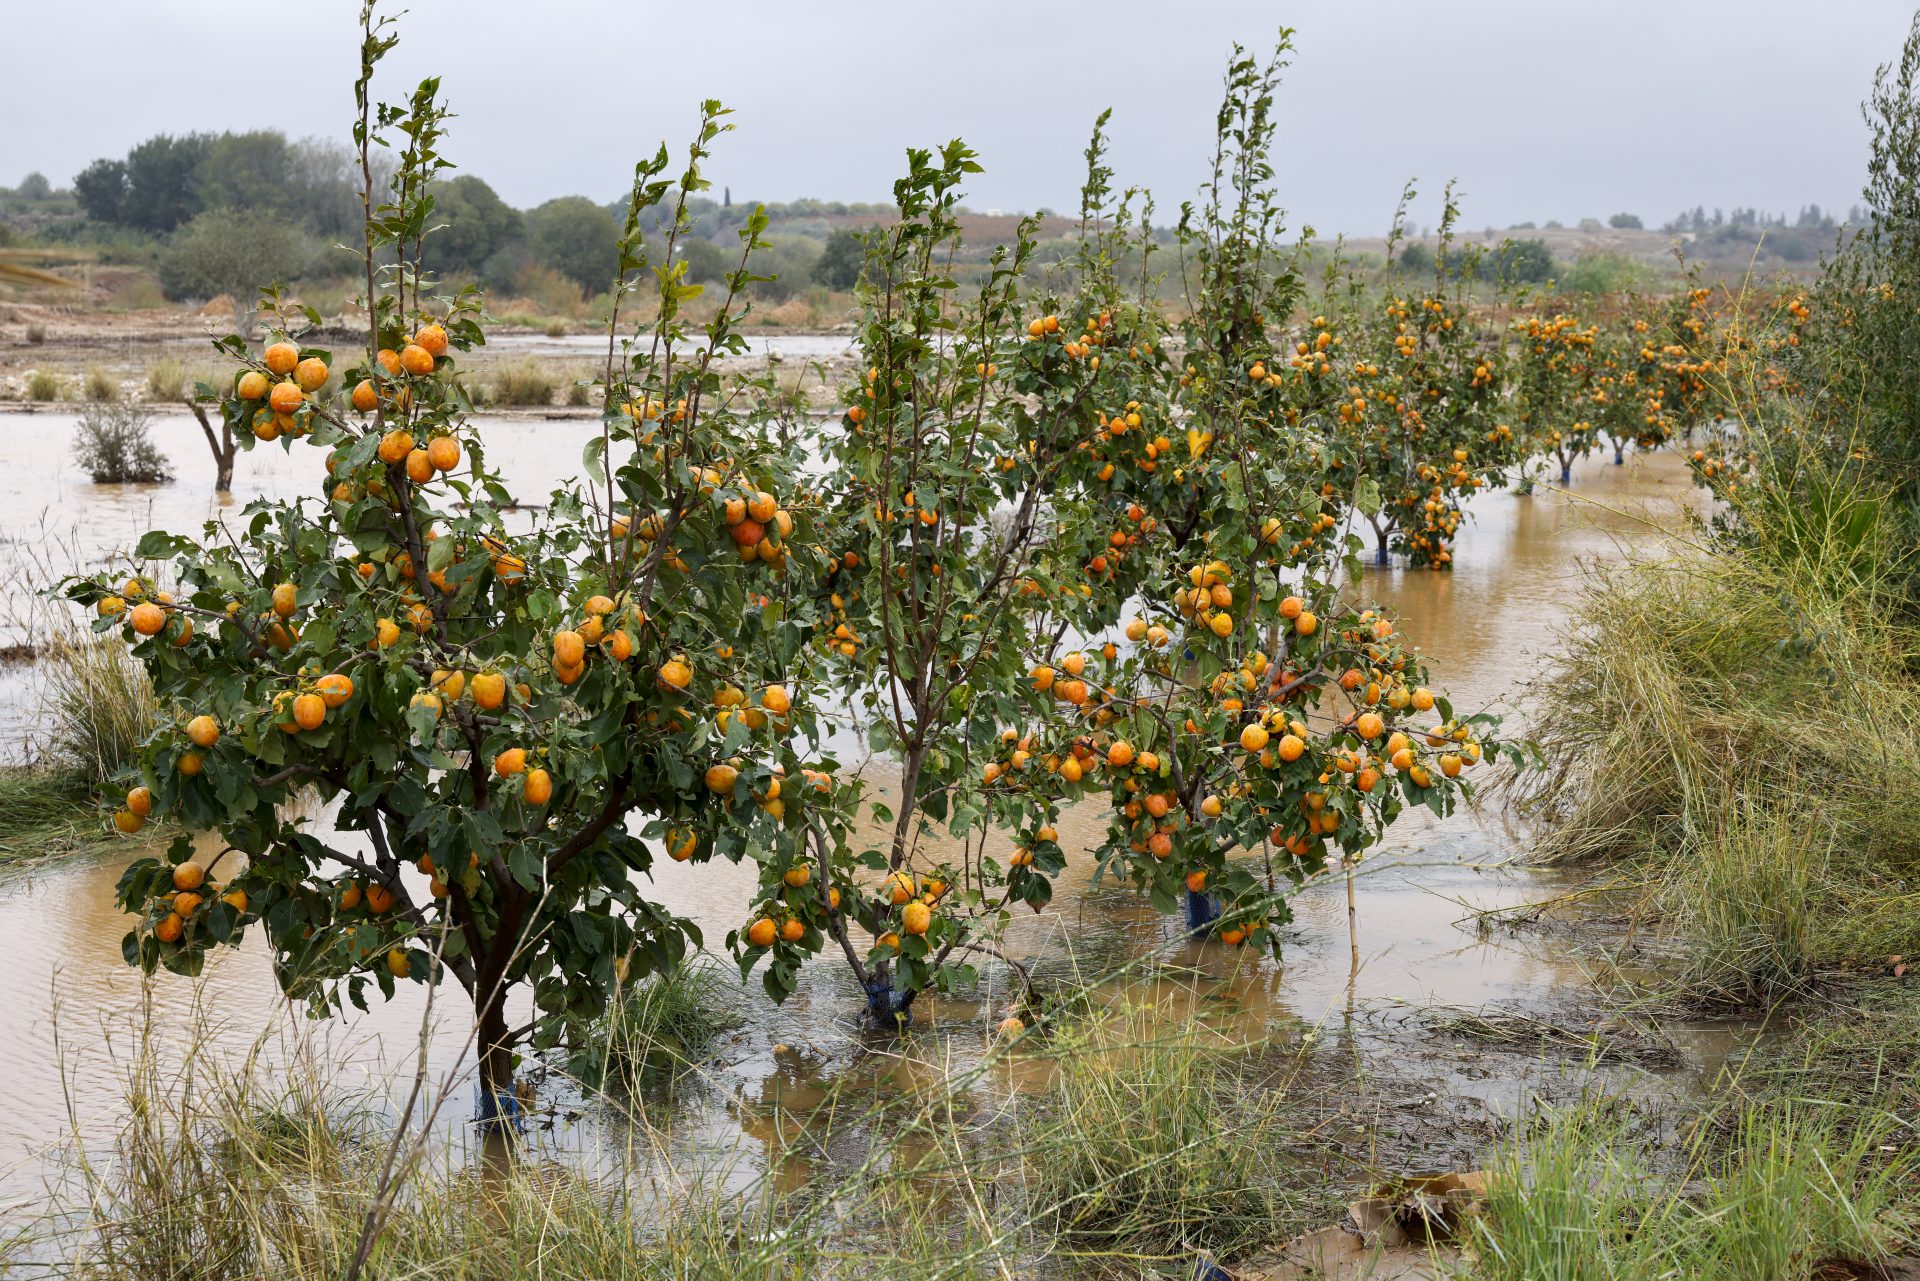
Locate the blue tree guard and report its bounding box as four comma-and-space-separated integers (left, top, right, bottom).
475, 1083, 525, 1134
1193, 1255, 1233, 1281
864, 980, 911, 1026
1184, 889, 1220, 935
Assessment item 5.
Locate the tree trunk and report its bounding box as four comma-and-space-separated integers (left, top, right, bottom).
216, 453, 234, 493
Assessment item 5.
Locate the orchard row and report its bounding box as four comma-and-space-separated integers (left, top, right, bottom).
64, 23, 1750, 1104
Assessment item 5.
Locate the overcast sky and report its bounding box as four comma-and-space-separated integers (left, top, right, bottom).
5, 1, 1915, 234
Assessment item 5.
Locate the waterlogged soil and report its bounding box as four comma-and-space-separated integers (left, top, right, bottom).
0, 408, 1734, 1224
0, 322, 858, 419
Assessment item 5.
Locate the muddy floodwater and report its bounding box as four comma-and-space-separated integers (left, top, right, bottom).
0, 402, 1720, 1218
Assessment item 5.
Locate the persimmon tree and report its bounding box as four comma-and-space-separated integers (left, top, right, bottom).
1340, 187, 1520, 568
983, 38, 1513, 958
787, 137, 1153, 1021
71, 10, 825, 1120
1511, 308, 1603, 485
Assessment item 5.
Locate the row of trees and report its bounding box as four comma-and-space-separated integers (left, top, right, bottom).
62, 130, 872, 305
73, 11, 1723, 1141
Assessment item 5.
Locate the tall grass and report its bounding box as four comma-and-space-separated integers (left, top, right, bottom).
1515, 443, 1920, 1001
26, 369, 59, 401
18, 967, 1353, 1278
585, 959, 739, 1092
37, 624, 156, 784
1026, 1001, 1322, 1260
1470, 1099, 1913, 1281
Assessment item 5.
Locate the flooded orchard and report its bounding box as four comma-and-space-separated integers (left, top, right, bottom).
0, 405, 1727, 1216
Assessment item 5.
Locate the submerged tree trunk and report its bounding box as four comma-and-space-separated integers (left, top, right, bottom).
474, 986, 520, 1132
186, 399, 236, 493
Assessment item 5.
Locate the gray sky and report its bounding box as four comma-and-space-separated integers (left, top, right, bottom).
5, 1, 1915, 234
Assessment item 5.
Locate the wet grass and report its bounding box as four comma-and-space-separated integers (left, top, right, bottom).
15, 955, 1919, 1280
1470, 1097, 1914, 1281
1025, 1001, 1331, 1261
37, 624, 157, 785
1515, 446, 1920, 1005
586, 958, 741, 1092
1732, 978, 1920, 1161
0, 765, 113, 867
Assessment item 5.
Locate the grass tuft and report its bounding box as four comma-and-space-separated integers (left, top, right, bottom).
37, 624, 157, 784
0, 765, 113, 867
1471, 1099, 1913, 1281
83, 365, 120, 402
145, 359, 187, 402
1026, 1001, 1322, 1260
489, 358, 556, 406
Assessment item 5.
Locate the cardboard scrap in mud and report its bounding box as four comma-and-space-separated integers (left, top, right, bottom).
1228, 1171, 1489, 1281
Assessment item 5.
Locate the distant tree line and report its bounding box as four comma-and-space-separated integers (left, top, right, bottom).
1661, 204, 1857, 233
53, 130, 899, 306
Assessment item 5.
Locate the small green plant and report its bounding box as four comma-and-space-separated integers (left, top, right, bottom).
84, 366, 120, 402
543, 317, 568, 337
73, 401, 174, 484
26, 369, 59, 400
565, 378, 591, 407
26, 322, 45, 344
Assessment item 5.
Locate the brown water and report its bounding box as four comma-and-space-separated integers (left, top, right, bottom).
0, 407, 1717, 1218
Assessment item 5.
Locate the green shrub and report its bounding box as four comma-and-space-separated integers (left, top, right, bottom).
26, 369, 59, 400
73, 400, 174, 483
25, 322, 45, 344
